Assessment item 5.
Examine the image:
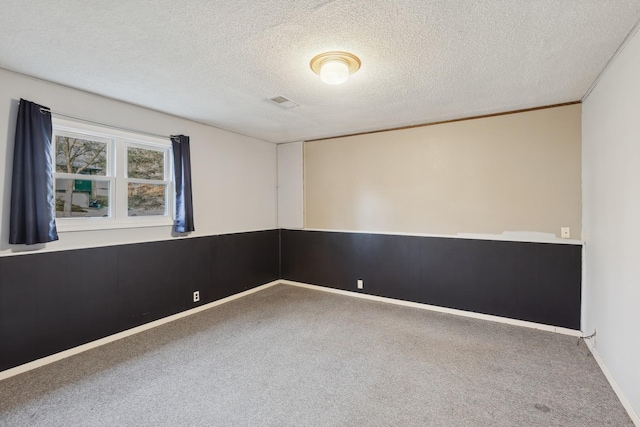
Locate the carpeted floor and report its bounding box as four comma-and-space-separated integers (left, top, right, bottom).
0, 284, 633, 426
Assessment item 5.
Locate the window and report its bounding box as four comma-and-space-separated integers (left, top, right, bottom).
52, 119, 173, 231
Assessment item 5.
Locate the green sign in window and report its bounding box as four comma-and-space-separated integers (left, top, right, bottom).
74, 180, 92, 193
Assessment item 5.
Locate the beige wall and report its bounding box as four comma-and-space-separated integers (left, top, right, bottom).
305, 104, 581, 238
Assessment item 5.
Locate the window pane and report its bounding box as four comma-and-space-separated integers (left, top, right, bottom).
128, 147, 164, 180
55, 178, 110, 218
128, 183, 166, 216
55, 135, 107, 176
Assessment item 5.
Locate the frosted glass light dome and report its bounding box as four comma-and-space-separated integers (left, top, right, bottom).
320, 59, 350, 85
310, 52, 361, 85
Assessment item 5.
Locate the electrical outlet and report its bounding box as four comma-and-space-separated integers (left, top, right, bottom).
193, 291, 200, 303
357, 279, 363, 289
561, 227, 570, 239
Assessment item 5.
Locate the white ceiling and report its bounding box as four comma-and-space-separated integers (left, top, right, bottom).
1, 1, 639, 144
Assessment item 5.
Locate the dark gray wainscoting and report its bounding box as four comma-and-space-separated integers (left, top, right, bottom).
1, 228, 583, 372
280, 230, 582, 330
0, 230, 279, 371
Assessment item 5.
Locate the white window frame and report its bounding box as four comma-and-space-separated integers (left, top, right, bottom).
52, 118, 174, 232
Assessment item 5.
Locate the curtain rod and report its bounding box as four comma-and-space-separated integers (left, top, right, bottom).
38, 107, 177, 141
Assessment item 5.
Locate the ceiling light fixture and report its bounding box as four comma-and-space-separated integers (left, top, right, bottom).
310, 51, 361, 85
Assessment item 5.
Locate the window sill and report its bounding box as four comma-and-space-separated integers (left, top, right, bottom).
56, 218, 174, 233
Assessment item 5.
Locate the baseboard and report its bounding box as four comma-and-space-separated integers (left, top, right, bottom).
1, 278, 582, 383
584, 340, 640, 426
279, 280, 582, 337
0, 278, 585, 380
5, 277, 634, 424
0, 280, 281, 381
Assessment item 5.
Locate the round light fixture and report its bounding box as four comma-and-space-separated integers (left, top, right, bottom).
310, 51, 361, 85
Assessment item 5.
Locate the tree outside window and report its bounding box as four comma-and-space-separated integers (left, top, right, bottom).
54, 135, 109, 218
52, 124, 173, 228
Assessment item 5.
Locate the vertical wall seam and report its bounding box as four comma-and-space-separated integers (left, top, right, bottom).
582, 19, 640, 102
278, 229, 282, 279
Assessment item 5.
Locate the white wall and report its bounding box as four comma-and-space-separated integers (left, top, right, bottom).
0, 69, 277, 255
277, 141, 303, 229
582, 27, 640, 421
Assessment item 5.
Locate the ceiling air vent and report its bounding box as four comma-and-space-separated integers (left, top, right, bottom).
269, 96, 299, 109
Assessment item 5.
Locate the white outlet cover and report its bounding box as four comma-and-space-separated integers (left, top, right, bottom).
357, 280, 363, 289
561, 227, 570, 238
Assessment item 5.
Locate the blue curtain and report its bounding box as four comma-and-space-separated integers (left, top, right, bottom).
171, 135, 195, 233
9, 99, 59, 245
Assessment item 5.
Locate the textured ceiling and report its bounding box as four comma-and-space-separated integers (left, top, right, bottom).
1, 1, 639, 143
